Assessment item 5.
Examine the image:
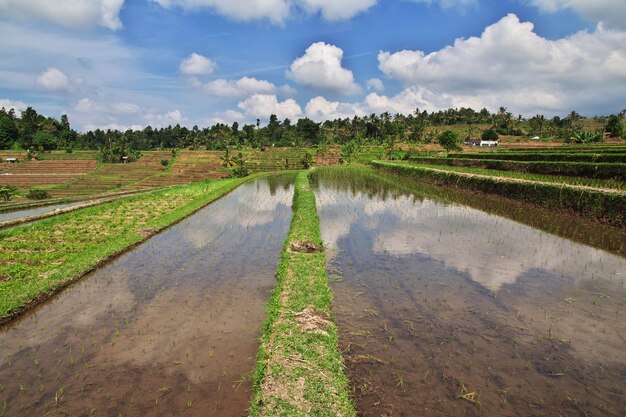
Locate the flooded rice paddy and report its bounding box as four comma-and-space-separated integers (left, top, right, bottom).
312, 169, 625, 417
0, 202, 81, 223
0, 175, 294, 417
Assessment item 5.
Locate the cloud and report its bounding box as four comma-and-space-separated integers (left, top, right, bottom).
180, 53, 216, 75
305, 86, 445, 121
297, 0, 376, 21
0, 98, 28, 114
377, 13, 626, 115
366, 78, 384, 92
192, 76, 295, 98
204, 109, 246, 125
36, 68, 71, 92
0, 0, 125, 30
529, 0, 626, 29
237, 94, 302, 120
287, 42, 361, 95
151, 0, 375, 23
74, 98, 142, 115
144, 110, 186, 127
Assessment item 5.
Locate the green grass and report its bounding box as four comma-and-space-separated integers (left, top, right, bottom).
249, 170, 355, 417
401, 160, 626, 190
447, 152, 626, 163
0, 175, 260, 322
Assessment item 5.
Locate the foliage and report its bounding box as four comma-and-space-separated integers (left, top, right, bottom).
481, 128, 499, 141
0, 184, 17, 201
160, 159, 169, 167
231, 152, 249, 177
437, 130, 462, 154
25, 189, 50, 200
567, 130, 602, 144
605, 115, 624, 138
220, 148, 234, 167
300, 152, 314, 168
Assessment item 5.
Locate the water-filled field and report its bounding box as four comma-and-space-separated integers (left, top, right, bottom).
312, 168, 625, 417
0, 175, 294, 417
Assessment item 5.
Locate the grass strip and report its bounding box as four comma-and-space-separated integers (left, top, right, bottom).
372, 161, 626, 228
249, 170, 355, 417
403, 159, 626, 190
447, 152, 626, 163
0, 175, 260, 323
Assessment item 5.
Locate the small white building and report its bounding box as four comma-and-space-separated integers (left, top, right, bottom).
4, 157, 18, 163
464, 138, 499, 147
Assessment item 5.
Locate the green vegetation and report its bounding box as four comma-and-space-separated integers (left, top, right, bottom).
250, 171, 355, 417
437, 130, 462, 154
0, 185, 17, 201
372, 161, 626, 227
0, 175, 259, 322
448, 152, 626, 163
25, 189, 50, 200
406, 157, 626, 182
2, 104, 624, 153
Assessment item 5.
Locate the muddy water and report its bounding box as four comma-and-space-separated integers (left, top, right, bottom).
312, 169, 626, 417
0, 175, 294, 417
0, 202, 79, 222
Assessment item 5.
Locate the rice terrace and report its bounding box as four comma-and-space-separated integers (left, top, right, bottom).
1, 1, 626, 417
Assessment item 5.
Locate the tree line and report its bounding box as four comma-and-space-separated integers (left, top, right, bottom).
1, 105, 624, 154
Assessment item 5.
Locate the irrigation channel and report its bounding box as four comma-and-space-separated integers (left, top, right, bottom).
0, 174, 295, 417
311, 168, 625, 417
0, 202, 81, 223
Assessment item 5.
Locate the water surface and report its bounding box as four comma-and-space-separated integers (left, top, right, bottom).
0, 202, 79, 223
313, 168, 625, 417
0, 175, 294, 417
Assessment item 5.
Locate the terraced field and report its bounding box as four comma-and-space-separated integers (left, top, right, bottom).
48, 151, 171, 197
0, 160, 98, 187
129, 150, 229, 189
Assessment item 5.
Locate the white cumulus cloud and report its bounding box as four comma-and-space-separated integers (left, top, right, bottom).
0, 98, 27, 114
151, 0, 375, 23
377, 13, 626, 115
36, 68, 71, 92
287, 42, 361, 95
238, 94, 302, 120
193, 76, 294, 98
180, 53, 217, 75
0, 0, 125, 30
529, 0, 626, 29
366, 78, 384, 92
305, 86, 446, 121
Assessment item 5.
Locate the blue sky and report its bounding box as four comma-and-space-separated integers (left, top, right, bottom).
0, 0, 625, 131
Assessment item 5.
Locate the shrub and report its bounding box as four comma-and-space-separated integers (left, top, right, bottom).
160, 159, 169, 167
26, 189, 50, 200
0, 184, 17, 201
481, 128, 499, 141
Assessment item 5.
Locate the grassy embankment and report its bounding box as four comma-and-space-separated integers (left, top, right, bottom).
0, 175, 259, 323
402, 159, 626, 190
372, 161, 626, 227
250, 171, 355, 417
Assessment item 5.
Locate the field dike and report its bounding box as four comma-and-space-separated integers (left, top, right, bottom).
250, 171, 356, 417
372, 161, 626, 228
0, 174, 262, 324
